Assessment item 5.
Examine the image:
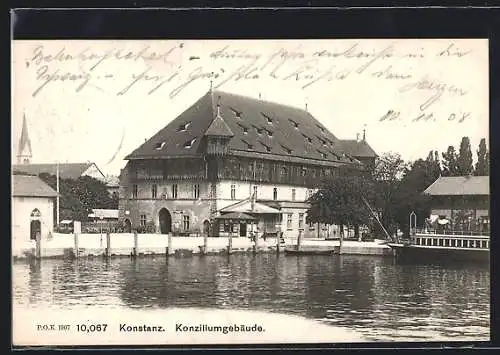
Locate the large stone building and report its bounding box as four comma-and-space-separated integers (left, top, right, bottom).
118, 90, 377, 238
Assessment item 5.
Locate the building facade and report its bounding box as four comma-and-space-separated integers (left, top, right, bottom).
12, 174, 57, 250
423, 175, 490, 232
118, 90, 377, 238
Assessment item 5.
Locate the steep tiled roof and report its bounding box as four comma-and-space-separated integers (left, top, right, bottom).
125, 90, 362, 166
12, 163, 98, 180
336, 140, 378, 158
12, 174, 58, 198
423, 176, 490, 196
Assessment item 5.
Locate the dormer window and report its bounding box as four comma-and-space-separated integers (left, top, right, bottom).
259, 141, 272, 153
316, 136, 327, 146
302, 133, 312, 144
289, 119, 299, 129
230, 107, 242, 119
242, 139, 254, 150
316, 124, 325, 133
184, 138, 196, 149
237, 123, 249, 134
178, 122, 191, 132
281, 144, 292, 155
261, 112, 273, 124
318, 150, 327, 159
266, 129, 273, 138
254, 126, 263, 135
154, 141, 166, 150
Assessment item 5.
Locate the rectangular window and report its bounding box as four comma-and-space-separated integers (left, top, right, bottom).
172, 184, 178, 199
231, 185, 236, 200
193, 184, 200, 199
287, 213, 293, 230
292, 189, 296, 201
253, 185, 258, 197
132, 184, 138, 198
140, 214, 146, 226
309, 221, 315, 230
152, 184, 157, 199
298, 213, 304, 229
183, 215, 190, 231
273, 187, 278, 201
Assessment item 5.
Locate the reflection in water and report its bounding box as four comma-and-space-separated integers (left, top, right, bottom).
12, 255, 490, 341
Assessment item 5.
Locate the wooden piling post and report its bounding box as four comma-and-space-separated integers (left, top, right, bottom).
133, 231, 138, 258
166, 233, 172, 256
296, 230, 303, 252
339, 231, 344, 255
35, 232, 42, 260
228, 233, 233, 255
253, 231, 258, 254
74, 232, 79, 259
276, 232, 281, 254
203, 232, 208, 255
106, 232, 111, 258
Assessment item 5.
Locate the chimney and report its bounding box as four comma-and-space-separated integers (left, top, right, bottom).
363, 127, 366, 142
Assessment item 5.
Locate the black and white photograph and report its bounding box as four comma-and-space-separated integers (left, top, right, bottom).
11, 38, 490, 345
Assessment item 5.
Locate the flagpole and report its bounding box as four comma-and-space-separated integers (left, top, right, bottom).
56, 161, 60, 225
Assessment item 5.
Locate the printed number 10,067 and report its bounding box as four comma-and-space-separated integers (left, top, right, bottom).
76, 324, 108, 332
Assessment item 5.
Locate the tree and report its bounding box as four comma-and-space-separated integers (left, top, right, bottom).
393, 156, 441, 236
441, 145, 459, 176
306, 165, 374, 238
38, 173, 118, 224
475, 138, 489, 176
372, 152, 407, 238
457, 136, 473, 175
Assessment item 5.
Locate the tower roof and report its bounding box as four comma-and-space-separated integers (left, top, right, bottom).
18, 112, 32, 159
204, 105, 234, 137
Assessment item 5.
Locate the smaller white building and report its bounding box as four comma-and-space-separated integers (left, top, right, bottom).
12, 174, 57, 252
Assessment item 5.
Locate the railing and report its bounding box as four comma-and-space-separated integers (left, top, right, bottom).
414, 228, 490, 237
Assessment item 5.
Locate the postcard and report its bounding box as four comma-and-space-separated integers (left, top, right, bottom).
12, 38, 490, 346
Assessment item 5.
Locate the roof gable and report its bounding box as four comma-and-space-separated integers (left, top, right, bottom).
12, 174, 58, 198
205, 113, 234, 137
423, 176, 490, 196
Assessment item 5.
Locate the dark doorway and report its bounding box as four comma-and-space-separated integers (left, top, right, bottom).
30, 220, 41, 240
159, 208, 172, 234
203, 220, 211, 234
239, 223, 247, 237
124, 219, 132, 233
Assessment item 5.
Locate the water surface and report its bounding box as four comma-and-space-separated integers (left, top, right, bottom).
12, 254, 490, 342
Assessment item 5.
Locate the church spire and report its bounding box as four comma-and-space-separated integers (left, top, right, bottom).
17, 110, 32, 164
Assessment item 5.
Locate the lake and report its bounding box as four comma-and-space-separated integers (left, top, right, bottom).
12, 254, 490, 343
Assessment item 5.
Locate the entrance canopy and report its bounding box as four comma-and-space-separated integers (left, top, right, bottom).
215, 212, 257, 221
220, 198, 281, 214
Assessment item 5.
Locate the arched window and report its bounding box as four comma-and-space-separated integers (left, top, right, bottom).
30, 208, 41, 218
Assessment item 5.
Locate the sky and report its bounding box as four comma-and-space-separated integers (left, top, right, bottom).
12, 39, 489, 176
